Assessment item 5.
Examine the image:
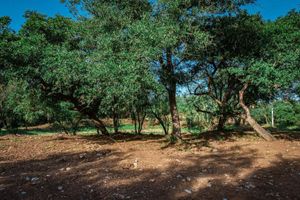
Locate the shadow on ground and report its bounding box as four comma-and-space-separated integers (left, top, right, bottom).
1, 137, 299, 200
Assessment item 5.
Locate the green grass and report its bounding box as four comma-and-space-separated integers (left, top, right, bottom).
2, 123, 297, 137
0, 124, 165, 136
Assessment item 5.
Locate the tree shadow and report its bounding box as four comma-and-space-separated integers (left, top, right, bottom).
1, 137, 298, 200
77, 134, 166, 145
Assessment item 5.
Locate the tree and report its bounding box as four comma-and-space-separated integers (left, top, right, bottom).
148, 90, 171, 135
149, 0, 255, 139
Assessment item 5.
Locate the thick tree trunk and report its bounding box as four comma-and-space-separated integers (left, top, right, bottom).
160, 48, 181, 140
239, 83, 275, 141
91, 117, 109, 136
217, 115, 226, 131
234, 116, 241, 126
168, 88, 181, 139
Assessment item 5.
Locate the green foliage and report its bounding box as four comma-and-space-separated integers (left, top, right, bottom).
178, 96, 216, 130
252, 101, 300, 128
0, 1, 299, 138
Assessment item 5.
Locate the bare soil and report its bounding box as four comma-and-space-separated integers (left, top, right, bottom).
0, 133, 299, 200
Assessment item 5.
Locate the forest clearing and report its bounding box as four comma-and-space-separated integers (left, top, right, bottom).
1, 131, 299, 200
1, 0, 300, 199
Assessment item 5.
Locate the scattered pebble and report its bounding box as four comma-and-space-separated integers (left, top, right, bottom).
58, 186, 63, 191
96, 153, 102, 157
245, 182, 255, 189
149, 179, 155, 182
31, 177, 40, 184
66, 167, 71, 171
211, 149, 218, 152
184, 189, 192, 194
113, 193, 125, 199
133, 159, 138, 169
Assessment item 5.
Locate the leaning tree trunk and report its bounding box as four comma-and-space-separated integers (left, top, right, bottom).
239, 83, 275, 141
168, 88, 182, 139
91, 117, 109, 136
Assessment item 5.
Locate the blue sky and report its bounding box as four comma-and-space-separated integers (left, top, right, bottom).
0, 0, 299, 31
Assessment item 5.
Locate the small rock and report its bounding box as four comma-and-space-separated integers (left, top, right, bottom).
149, 179, 155, 183
207, 182, 212, 187
186, 177, 191, 181
57, 156, 67, 162
31, 177, 39, 184
184, 189, 192, 194
79, 153, 86, 159
58, 186, 63, 191
133, 159, 138, 169
96, 153, 102, 157
25, 176, 30, 181
21, 191, 27, 195
31, 177, 39, 181
65, 167, 71, 171
176, 174, 183, 178
245, 182, 255, 189
113, 193, 125, 199
211, 148, 218, 153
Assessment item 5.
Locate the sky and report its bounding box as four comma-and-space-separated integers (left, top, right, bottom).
0, 0, 299, 31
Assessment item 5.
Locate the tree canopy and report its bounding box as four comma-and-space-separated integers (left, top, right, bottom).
0, 1, 299, 141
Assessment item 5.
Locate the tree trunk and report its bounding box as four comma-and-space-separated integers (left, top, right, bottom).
152, 111, 169, 135
234, 116, 241, 126
138, 113, 146, 134
168, 88, 181, 139
160, 48, 181, 140
91, 117, 109, 136
239, 83, 275, 141
71, 117, 82, 135
132, 110, 146, 135
217, 115, 226, 131
112, 112, 119, 134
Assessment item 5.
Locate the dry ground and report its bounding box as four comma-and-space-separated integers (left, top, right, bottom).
0, 133, 299, 200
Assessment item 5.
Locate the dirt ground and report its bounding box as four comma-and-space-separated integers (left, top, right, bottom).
0, 133, 299, 200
